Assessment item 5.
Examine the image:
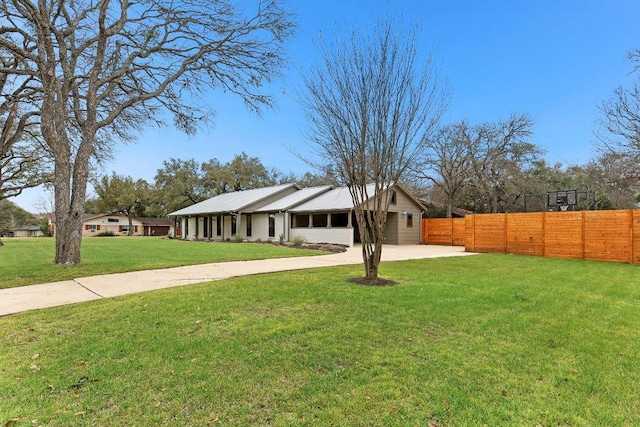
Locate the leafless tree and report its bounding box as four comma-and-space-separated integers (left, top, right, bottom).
0, 57, 50, 203
583, 151, 639, 209
416, 120, 473, 217
598, 49, 640, 172
300, 18, 449, 281
0, 0, 294, 264
467, 114, 541, 213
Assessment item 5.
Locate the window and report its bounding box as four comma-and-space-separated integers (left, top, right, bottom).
216, 216, 222, 236
185, 218, 189, 235
312, 214, 328, 228
203, 217, 209, 238
246, 214, 252, 237
268, 214, 276, 238
108, 218, 119, 223
331, 213, 349, 228
406, 213, 413, 228
293, 214, 309, 228
231, 215, 237, 235
120, 225, 130, 233
85, 224, 100, 231
390, 191, 397, 205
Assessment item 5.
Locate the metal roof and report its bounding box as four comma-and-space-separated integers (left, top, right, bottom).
168, 183, 297, 216
255, 185, 333, 212
289, 184, 378, 212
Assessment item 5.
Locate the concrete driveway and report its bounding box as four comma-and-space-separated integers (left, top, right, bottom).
0, 245, 475, 317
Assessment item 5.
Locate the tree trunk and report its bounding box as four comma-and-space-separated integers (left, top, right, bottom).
128, 213, 134, 236
53, 145, 92, 265
358, 209, 385, 281
491, 185, 499, 213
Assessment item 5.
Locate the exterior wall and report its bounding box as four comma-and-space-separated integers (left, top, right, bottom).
244, 213, 283, 242
246, 213, 266, 240
184, 217, 198, 240
291, 211, 354, 246
144, 225, 172, 236
276, 213, 288, 242
12, 229, 44, 237
83, 215, 144, 237
386, 189, 422, 245
292, 227, 354, 247
384, 212, 398, 244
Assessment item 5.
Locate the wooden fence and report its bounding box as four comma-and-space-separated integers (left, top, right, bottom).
422, 210, 640, 264
421, 218, 466, 246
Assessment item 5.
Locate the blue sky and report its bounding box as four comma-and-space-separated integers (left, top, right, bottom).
14, 0, 640, 211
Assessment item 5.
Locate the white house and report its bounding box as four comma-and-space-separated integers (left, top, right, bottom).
168, 183, 424, 247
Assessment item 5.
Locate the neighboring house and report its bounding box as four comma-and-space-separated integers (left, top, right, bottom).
47, 213, 174, 237
168, 183, 424, 247
0, 225, 43, 237
12, 225, 44, 237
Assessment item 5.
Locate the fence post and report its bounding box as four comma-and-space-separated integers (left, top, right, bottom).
581, 211, 586, 260
542, 211, 546, 257
449, 218, 454, 246
629, 209, 634, 264
465, 215, 473, 252
504, 213, 508, 254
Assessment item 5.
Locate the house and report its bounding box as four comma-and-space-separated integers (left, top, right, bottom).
168, 183, 424, 246
0, 225, 43, 238
47, 213, 174, 237
167, 183, 301, 241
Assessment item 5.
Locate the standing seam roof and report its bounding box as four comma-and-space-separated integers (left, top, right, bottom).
167, 184, 297, 216
289, 184, 378, 212
255, 185, 333, 212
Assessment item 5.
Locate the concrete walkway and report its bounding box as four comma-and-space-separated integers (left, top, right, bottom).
0, 245, 475, 317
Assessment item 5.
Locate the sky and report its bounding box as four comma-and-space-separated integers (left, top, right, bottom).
13, 0, 640, 212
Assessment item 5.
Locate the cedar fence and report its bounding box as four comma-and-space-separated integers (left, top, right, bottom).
422, 210, 640, 264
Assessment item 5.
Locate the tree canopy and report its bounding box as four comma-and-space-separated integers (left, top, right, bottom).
0, 0, 294, 264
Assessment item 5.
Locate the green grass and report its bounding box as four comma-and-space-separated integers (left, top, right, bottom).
1, 254, 639, 425
0, 237, 325, 289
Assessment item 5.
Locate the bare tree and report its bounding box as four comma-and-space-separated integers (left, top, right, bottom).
0, 58, 50, 202
582, 151, 639, 209
301, 18, 449, 281
598, 49, 640, 171
416, 120, 473, 217
0, 0, 294, 264
467, 114, 541, 213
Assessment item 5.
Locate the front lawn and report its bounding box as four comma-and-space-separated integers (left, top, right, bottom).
0, 237, 325, 289
1, 254, 639, 425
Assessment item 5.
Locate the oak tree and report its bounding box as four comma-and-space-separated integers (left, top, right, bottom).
0, 0, 294, 263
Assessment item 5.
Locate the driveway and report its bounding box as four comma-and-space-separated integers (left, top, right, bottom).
0, 245, 475, 316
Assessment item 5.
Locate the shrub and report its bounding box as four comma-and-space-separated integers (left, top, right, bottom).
278, 233, 285, 245
232, 234, 244, 243
96, 231, 116, 237
291, 235, 306, 247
